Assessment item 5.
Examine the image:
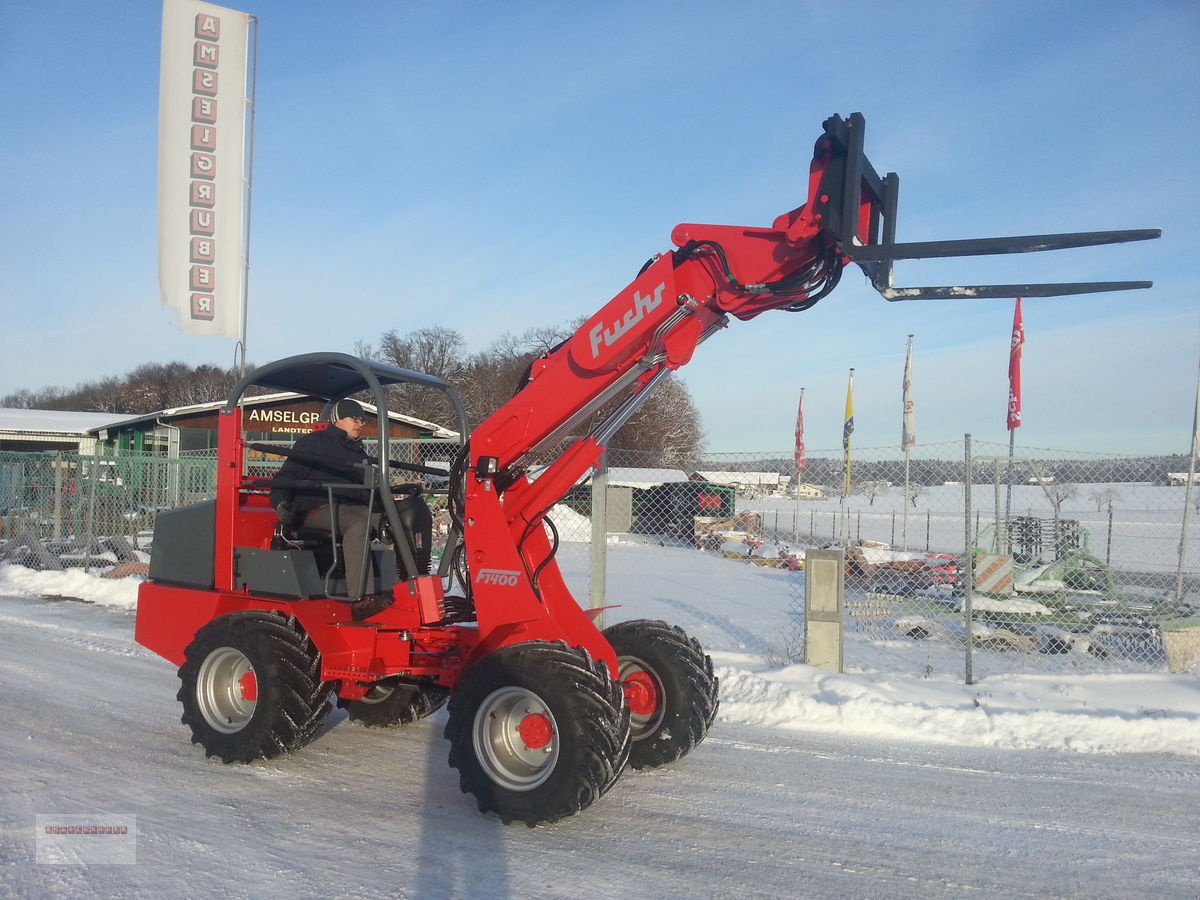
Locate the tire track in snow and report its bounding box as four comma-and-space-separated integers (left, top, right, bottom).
654, 596, 770, 653
0, 610, 150, 660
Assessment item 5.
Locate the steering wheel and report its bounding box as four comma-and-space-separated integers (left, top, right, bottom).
390, 482, 424, 498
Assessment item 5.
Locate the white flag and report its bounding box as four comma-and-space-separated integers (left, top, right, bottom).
157, 0, 250, 338
901, 335, 916, 451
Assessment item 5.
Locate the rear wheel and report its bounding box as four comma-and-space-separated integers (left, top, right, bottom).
445, 641, 630, 826
338, 680, 449, 727
603, 619, 718, 770
178, 611, 332, 763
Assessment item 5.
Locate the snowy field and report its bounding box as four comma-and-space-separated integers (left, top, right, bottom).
739, 482, 1200, 574
2, 546, 1199, 898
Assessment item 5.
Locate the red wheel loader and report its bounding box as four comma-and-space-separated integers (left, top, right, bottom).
135, 113, 1158, 825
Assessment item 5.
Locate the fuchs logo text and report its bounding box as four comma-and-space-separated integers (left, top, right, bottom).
589, 283, 667, 358
475, 568, 521, 587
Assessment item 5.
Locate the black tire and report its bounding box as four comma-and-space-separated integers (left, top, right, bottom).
338, 680, 449, 727
603, 619, 718, 770
444, 641, 631, 826
177, 611, 333, 763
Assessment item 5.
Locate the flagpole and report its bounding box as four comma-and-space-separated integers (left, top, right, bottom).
1005, 299, 1025, 551
793, 387, 804, 544
1176, 356, 1200, 601
902, 335, 914, 550
842, 368, 854, 544
1005, 429, 1016, 553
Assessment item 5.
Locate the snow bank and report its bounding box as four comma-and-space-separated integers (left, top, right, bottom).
714, 652, 1200, 756
0, 564, 139, 610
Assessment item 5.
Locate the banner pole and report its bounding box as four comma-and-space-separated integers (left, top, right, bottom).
236, 14, 259, 377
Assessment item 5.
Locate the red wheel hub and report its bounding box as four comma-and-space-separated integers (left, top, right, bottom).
239, 670, 258, 702
517, 712, 553, 749
622, 671, 659, 716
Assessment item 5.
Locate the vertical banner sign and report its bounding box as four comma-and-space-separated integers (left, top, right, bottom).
901, 334, 916, 451
793, 388, 807, 475
842, 369, 854, 496
158, 0, 250, 338
1007, 298, 1025, 430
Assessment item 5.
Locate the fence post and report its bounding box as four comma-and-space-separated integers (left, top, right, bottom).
963, 433, 974, 685
589, 451, 609, 628
1106, 500, 1113, 566
1177, 357, 1200, 601
52, 453, 63, 543
82, 452, 102, 571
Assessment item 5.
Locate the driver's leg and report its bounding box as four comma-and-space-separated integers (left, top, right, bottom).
338, 506, 380, 599
305, 504, 379, 599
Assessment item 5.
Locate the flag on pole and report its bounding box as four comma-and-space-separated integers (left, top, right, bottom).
901, 334, 916, 451
158, 0, 252, 338
843, 369, 854, 496
793, 389, 807, 475
1007, 298, 1025, 430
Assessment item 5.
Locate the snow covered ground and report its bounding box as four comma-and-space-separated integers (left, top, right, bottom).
739, 481, 1200, 574
2, 550, 1199, 897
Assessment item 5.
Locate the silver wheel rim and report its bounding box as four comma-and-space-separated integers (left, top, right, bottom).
618, 655, 665, 741
472, 687, 559, 792
358, 684, 396, 705
196, 646, 257, 734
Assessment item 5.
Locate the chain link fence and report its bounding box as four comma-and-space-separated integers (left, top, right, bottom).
4, 437, 1199, 678
553, 441, 1200, 679
0, 448, 217, 568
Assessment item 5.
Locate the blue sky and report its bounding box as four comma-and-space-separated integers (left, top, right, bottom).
1, 1, 1197, 454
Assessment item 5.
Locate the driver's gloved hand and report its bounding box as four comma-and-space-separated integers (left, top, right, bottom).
275, 500, 299, 532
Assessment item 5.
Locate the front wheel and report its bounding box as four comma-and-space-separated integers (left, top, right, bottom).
444, 641, 630, 826
603, 619, 718, 770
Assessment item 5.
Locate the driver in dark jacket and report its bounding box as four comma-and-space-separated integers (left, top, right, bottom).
269, 398, 383, 609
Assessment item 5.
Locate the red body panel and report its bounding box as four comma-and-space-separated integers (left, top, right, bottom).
136, 579, 478, 693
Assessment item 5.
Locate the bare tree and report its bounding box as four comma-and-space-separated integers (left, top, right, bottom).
906, 482, 924, 508
608, 375, 705, 464
355, 319, 704, 454
4, 362, 240, 415
861, 480, 890, 506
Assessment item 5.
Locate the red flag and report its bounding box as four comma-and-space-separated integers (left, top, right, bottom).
793, 389, 807, 474
1007, 298, 1024, 430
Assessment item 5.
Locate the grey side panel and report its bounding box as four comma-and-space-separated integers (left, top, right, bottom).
373, 547, 399, 592
148, 500, 216, 588
235, 548, 325, 599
